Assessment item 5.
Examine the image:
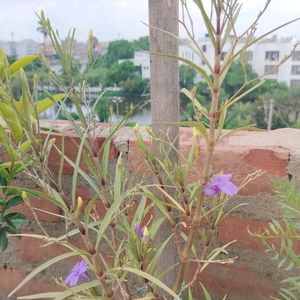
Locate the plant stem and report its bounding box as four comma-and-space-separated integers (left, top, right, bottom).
172, 1, 222, 293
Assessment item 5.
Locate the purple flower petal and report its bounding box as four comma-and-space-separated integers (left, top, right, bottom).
204, 174, 238, 197
135, 224, 144, 240
65, 260, 89, 287
203, 185, 221, 197
221, 181, 238, 196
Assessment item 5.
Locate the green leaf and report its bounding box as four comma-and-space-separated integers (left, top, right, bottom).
200, 283, 212, 300
8, 252, 82, 297
36, 93, 66, 114
113, 267, 181, 300
0, 123, 18, 160
95, 155, 123, 250
9, 55, 37, 75
148, 51, 212, 87
159, 121, 208, 142
194, 0, 216, 47
6, 195, 22, 210
17, 280, 99, 299
0, 102, 23, 142
0, 228, 8, 250
147, 233, 174, 275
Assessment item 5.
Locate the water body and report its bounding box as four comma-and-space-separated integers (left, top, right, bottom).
40, 101, 152, 125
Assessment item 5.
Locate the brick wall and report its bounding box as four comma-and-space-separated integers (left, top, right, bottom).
1, 121, 300, 300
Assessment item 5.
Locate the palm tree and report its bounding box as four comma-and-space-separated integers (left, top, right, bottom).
37, 20, 48, 56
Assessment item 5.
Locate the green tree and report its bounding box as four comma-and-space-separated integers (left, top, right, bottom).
222, 61, 260, 101
95, 97, 111, 122
180, 64, 196, 90
105, 60, 137, 87
103, 39, 134, 67
133, 36, 149, 51
122, 76, 149, 102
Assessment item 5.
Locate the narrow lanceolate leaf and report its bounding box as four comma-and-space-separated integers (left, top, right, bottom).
200, 283, 212, 300
17, 280, 99, 300
148, 51, 212, 87
218, 125, 264, 141
159, 121, 208, 142
95, 155, 123, 250
113, 267, 181, 300
9, 55, 37, 75
36, 93, 66, 114
8, 252, 81, 297
181, 87, 209, 118
147, 233, 174, 275
0, 102, 23, 142
194, 0, 216, 47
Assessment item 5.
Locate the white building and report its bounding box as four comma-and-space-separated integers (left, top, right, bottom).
134, 35, 300, 87
0, 39, 40, 58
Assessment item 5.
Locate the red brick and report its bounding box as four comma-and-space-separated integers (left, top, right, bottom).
14, 196, 62, 222
41, 126, 118, 175
13, 236, 68, 263
128, 128, 289, 196
0, 267, 61, 297
189, 262, 277, 299
218, 215, 279, 251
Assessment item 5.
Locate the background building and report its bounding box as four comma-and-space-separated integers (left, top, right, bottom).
133, 35, 300, 87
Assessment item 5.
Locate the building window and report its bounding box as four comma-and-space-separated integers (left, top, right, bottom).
264, 65, 278, 74
291, 65, 300, 75
292, 51, 300, 61
202, 45, 207, 52
221, 51, 227, 60
291, 80, 300, 87
265, 51, 279, 61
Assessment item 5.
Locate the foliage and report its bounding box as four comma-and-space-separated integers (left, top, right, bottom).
58, 111, 80, 121
254, 178, 300, 300
101, 39, 135, 67
104, 60, 137, 87
1, 1, 299, 299
133, 36, 150, 51
94, 97, 111, 122
0, 48, 65, 250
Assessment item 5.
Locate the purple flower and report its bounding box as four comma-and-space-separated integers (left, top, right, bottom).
135, 224, 144, 240
65, 260, 89, 287
203, 174, 238, 197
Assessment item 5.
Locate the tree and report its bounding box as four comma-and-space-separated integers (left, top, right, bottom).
222, 61, 259, 101
122, 76, 149, 102
95, 97, 111, 122
104, 60, 137, 87
102, 39, 134, 67
180, 64, 196, 90
133, 36, 150, 51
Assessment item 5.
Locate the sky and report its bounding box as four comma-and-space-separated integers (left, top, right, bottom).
0, 0, 300, 43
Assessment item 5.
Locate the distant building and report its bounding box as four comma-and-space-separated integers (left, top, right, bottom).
133, 52, 150, 78
16, 39, 40, 58
0, 39, 39, 58
134, 35, 300, 87
93, 42, 108, 56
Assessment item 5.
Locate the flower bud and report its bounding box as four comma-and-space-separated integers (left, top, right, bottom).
143, 227, 149, 244
22, 191, 30, 207
193, 126, 200, 137
134, 123, 140, 133
76, 196, 83, 214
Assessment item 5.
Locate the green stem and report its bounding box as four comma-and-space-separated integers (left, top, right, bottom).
172, 1, 222, 293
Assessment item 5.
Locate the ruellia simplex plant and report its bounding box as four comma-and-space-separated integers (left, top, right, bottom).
3, 1, 299, 299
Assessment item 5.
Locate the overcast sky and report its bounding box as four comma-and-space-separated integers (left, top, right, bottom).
0, 0, 300, 42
